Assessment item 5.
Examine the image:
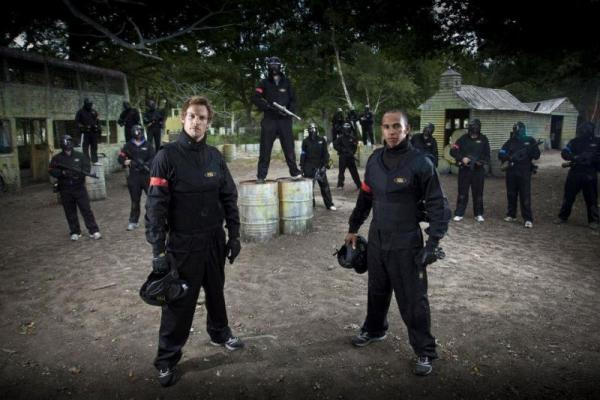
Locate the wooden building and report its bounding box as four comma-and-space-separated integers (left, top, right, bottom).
418, 68, 579, 173
0, 47, 129, 190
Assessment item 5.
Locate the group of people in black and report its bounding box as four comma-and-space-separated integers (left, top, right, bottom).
48, 56, 599, 388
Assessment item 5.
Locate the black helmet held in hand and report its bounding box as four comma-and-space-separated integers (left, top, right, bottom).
335, 235, 368, 274
139, 270, 189, 307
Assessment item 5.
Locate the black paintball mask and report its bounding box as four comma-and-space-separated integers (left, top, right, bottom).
576, 121, 595, 138
266, 56, 282, 76
364, 105, 370, 112
123, 101, 131, 111
139, 269, 189, 307
83, 98, 93, 111
342, 122, 352, 135
132, 124, 145, 141
60, 134, 74, 152
307, 123, 318, 138
468, 119, 481, 137
335, 235, 368, 274
148, 100, 156, 111
423, 123, 435, 138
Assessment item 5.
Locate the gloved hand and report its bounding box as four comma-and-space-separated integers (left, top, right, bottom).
414, 241, 440, 268
152, 254, 170, 274
225, 238, 241, 264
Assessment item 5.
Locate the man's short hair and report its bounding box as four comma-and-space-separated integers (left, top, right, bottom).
382, 109, 409, 127
181, 96, 214, 123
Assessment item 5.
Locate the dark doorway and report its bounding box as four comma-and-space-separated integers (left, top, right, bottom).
16, 118, 48, 183
444, 109, 470, 145
550, 116, 563, 149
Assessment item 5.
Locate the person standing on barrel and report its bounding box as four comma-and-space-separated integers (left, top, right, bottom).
118, 124, 155, 231
300, 122, 336, 210
49, 135, 102, 241
344, 109, 450, 376
251, 56, 302, 183
145, 95, 243, 387
75, 98, 101, 164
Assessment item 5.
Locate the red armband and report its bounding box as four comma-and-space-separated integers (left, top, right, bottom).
360, 181, 372, 193
149, 177, 168, 187
255, 87, 264, 94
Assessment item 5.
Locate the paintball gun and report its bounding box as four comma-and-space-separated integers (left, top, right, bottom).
500, 139, 544, 172
458, 154, 486, 171
272, 102, 302, 121
130, 158, 151, 173
561, 150, 596, 168
54, 162, 98, 179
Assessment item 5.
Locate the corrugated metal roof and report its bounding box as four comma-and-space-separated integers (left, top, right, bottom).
455, 85, 532, 112
523, 98, 567, 113
441, 68, 461, 77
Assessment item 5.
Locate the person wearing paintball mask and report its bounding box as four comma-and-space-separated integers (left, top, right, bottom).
359, 105, 375, 145
344, 110, 451, 376
554, 121, 600, 231
498, 122, 541, 228
145, 96, 243, 387
75, 98, 101, 164
251, 56, 302, 183
449, 118, 490, 222
300, 123, 336, 210
143, 100, 165, 152
331, 107, 345, 142
333, 122, 361, 190
48, 135, 101, 241
118, 124, 155, 231
118, 101, 141, 142
411, 123, 438, 167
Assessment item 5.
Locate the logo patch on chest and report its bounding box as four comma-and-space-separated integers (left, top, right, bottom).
205, 171, 216, 178
394, 176, 407, 184
279, 88, 287, 93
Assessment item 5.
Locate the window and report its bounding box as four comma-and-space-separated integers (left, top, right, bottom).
81, 72, 105, 92
6, 58, 46, 85
0, 120, 12, 154
106, 76, 125, 95
49, 66, 78, 90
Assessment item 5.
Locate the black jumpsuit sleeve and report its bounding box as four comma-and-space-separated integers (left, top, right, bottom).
219, 156, 240, 239
418, 159, 451, 243
498, 140, 511, 162
48, 155, 63, 179
528, 138, 541, 160
449, 135, 463, 160
348, 181, 373, 233
561, 139, 575, 161
117, 144, 129, 166
482, 136, 491, 164
145, 149, 172, 256
431, 137, 439, 167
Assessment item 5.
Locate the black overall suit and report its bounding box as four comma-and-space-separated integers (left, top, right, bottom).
558, 131, 600, 224
348, 140, 450, 359
49, 150, 100, 235
498, 136, 541, 222
251, 73, 301, 180
450, 133, 491, 217
301, 133, 334, 208
118, 139, 155, 223
333, 132, 361, 189
145, 132, 240, 370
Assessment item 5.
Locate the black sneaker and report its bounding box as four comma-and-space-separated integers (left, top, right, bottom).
211, 336, 245, 351
351, 331, 386, 347
158, 367, 178, 387
413, 356, 433, 376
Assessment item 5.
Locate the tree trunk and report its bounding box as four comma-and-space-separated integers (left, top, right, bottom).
331, 30, 354, 110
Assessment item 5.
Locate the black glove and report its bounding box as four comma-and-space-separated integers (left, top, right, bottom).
152, 254, 170, 274
225, 238, 241, 264
414, 241, 440, 269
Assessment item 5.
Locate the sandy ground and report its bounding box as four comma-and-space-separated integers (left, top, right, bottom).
0, 149, 599, 400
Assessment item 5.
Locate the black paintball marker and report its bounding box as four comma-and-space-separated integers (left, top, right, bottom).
561, 150, 595, 168
272, 102, 302, 121
500, 139, 544, 172
54, 162, 98, 179
130, 158, 151, 173
459, 154, 486, 171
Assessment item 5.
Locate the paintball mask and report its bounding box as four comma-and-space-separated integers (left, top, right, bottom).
334, 235, 368, 274
266, 56, 282, 76
132, 124, 145, 140
60, 134, 74, 152
139, 269, 189, 307
83, 98, 93, 111
468, 119, 481, 137
423, 123, 435, 138
308, 122, 318, 137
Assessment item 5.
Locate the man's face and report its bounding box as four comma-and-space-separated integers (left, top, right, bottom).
181, 104, 210, 142
381, 112, 409, 148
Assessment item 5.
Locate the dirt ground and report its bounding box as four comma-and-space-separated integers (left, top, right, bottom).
0, 149, 599, 400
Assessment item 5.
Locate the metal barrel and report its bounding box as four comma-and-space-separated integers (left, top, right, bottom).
223, 144, 237, 162
278, 177, 313, 235
239, 180, 279, 242
437, 158, 451, 175
86, 158, 107, 201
